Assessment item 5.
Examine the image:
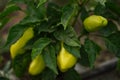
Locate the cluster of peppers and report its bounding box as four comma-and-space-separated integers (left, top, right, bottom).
10, 15, 108, 75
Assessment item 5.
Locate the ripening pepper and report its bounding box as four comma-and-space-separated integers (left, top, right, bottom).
28, 55, 45, 75
83, 15, 108, 32
10, 27, 34, 59
57, 42, 77, 72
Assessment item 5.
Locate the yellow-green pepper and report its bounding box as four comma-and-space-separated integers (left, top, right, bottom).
83, 15, 108, 32
28, 55, 45, 75
57, 42, 77, 72
10, 27, 34, 59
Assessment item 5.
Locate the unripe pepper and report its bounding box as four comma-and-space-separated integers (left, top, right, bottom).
57, 42, 77, 72
83, 15, 108, 32
28, 55, 45, 75
10, 27, 34, 59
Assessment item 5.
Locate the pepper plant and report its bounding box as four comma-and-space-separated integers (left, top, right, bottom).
0, 0, 120, 80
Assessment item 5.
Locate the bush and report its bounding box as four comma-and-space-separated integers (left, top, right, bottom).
0, 0, 120, 80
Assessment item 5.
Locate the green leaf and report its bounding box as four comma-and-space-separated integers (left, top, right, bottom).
0, 4, 21, 19
0, 4, 21, 29
37, 3, 62, 33
64, 43, 80, 58
99, 21, 118, 37
79, 45, 90, 67
61, 4, 79, 30
94, 2, 119, 20
37, 0, 47, 7
25, 3, 46, 20
94, 2, 118, 20
31, 38, 51, 59
20, 4, 46, 25
54, 26, 80, 47
41, 68, 56, 80
80, 7, 89, 21
0, 17, 10, 29
20, 16, 41, 25
43, 45, 58, 74
104, 31, 120, 57
46, 2, 62, 26
5, 24, 28, 48
94, 2, 106, 15
37, 3, 62, 34
30, 68, 56, 80
52, 42, 61, 55
12, 53, 31, 77
37, 20, 57, 34
47, 2, 62, 19
64, 69, 81, 80
84, 38, 101, 68
106, 1, 120, 16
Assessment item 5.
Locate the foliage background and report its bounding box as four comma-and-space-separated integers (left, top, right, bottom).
0, 0, 120, 80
